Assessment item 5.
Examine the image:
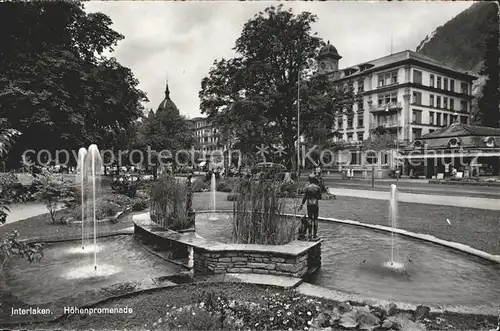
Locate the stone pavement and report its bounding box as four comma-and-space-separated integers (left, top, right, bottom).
328, 188, 500, 210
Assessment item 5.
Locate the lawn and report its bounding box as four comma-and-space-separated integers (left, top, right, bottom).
0, 208, 139, 242
193, 192, 500, 255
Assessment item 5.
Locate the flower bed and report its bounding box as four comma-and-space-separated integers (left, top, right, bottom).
428, 178, 500, 187
153, 289, 434, 331
23, 282, 498, 331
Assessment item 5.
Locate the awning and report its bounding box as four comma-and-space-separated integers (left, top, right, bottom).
199, 161, 206, 167
402, 151, 500, 159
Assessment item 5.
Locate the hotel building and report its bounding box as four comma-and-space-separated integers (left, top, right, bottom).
317, 42, 477, 176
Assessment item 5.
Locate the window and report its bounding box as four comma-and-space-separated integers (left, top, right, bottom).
357, 132, 364, 141
378, 71, 398, 87
430, 74, 435, 87
412, 91, 422, 105
443, 78, 448, 90
378, 75, 384, 88
443, 97, 448, 109
357, 115, 364, 128
450, 79, 455, 92
436, 113, 441, 126
429, 94, 434, 107
436, 96, 441, 108
378, 92, 398, 105
412, 110, 422, 124
460, 100, 468, 112
450, 98, 455, 110
357, 102, 364, 111
429, 111, 435, 125
347, 117, 354, 128
347, 133, 353, 142
391, 71, 398, 84
413, 70, 423, 84
358, 80, 364, 93
437, 76, 442, 89
351, 152, 359, 165
461, 82, 468, 94
338, 118, 343, 129
347, 81, 354, 92
461, 116, 468, 125
443, 114, 448, 126
412, 128, 422, 139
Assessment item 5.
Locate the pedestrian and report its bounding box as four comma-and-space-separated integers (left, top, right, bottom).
298, 173, 322, 240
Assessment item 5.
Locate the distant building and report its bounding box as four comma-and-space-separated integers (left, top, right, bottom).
317, 41, 477, 177
403, 122, 500, 178
188, 116, 227, 169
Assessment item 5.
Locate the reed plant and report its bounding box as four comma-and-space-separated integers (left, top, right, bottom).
232, 178, 298, 245
150, 175, 191, 231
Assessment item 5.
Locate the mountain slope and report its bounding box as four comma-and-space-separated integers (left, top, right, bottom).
416, 2, 499, 74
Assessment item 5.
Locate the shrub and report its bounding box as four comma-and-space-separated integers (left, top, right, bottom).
96, 203, 120, 219
0, 173, 32, 224
227, 193, 238, 201
232, 178, 298, 245
72, 201, 121, 221
132, 198, 148, 212
192, 177, 209, 192
1, 230, 43, 269
33, 172, 75, 224
216, 178, 237, 193
111, 177, 139, 197
150, 175, 191, 230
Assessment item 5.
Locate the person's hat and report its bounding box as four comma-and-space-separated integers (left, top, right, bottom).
308, 173, 316, 180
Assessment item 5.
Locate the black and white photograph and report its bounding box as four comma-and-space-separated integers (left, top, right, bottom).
0, 1, 499, 330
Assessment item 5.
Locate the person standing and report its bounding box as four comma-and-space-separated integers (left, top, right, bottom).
299, 174, 322, 240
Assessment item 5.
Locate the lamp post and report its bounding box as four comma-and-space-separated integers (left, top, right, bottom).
297, 67, 301, 178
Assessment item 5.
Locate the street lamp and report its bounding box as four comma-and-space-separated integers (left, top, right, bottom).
297, 67, 301, 177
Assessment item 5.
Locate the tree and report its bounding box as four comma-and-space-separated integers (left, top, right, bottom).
0, 119, 23, 224
476, 4, 500, 128
0, 119, 20, 160
0, 118, 43, 269
33, 172, 75, 224
0, 1, 147, 169
140, 110, 194, 177
199, 5, 354, 172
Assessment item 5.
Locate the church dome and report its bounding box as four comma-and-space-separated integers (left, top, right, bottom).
156, 83, 179, 115
318, 41, 342, 60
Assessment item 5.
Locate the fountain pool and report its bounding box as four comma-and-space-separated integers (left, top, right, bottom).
195, 211, 500, 308
2, 236, 182, 305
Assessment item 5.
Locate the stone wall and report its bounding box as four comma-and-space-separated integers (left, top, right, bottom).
133, 212, 322, 278
134, 223, 191, 261
194, 242, 321, 278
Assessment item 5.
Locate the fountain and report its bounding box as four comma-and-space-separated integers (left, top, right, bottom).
85, 144, 103, 271
383, 184, 405, 271
209, 172, 217, 220
76, 148, 87, 250
73, 144, 104, 272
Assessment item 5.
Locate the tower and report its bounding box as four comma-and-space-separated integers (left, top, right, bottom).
317, 41, 342, 75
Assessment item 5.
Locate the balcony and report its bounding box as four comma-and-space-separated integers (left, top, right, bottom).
370, 102, 402, 113
370, 119, 402, 130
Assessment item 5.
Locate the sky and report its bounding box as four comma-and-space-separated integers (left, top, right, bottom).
84, 1, 474, 119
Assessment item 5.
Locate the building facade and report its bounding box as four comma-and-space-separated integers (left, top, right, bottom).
189, 117, 223, 154
317, 42, 477, 175
188, 117, 228, 169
